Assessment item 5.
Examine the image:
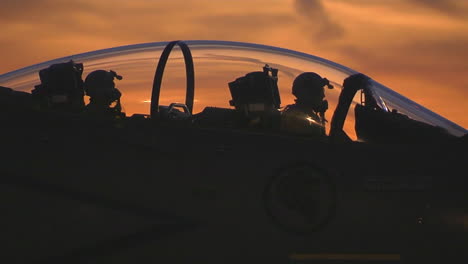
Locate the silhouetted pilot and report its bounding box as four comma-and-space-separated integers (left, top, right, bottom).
281, 72, 333, 137
83, 70, 124, 118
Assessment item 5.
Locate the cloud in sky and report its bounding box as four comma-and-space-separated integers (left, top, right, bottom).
294, 0, 344, 40
0, 0, 467, 128
330, 0, 468, 19
409, 0, 468, 18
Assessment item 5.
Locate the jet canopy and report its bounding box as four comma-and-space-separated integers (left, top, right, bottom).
0, 40, 466, 141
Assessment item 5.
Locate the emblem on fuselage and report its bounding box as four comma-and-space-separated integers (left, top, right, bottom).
264, 163, 336, 234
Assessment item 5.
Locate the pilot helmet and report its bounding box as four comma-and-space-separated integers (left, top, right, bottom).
84, 70, 122, 103
292, 72, 331, 101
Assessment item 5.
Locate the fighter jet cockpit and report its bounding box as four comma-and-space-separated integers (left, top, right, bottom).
0, 40, 466, 144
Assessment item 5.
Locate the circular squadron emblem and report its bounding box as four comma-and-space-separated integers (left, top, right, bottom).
264, 163, 336, 234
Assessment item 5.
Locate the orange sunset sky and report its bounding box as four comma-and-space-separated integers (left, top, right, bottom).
1, 0, 467, 128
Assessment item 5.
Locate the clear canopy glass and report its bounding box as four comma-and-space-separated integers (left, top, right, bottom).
1, 40, 466, 138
